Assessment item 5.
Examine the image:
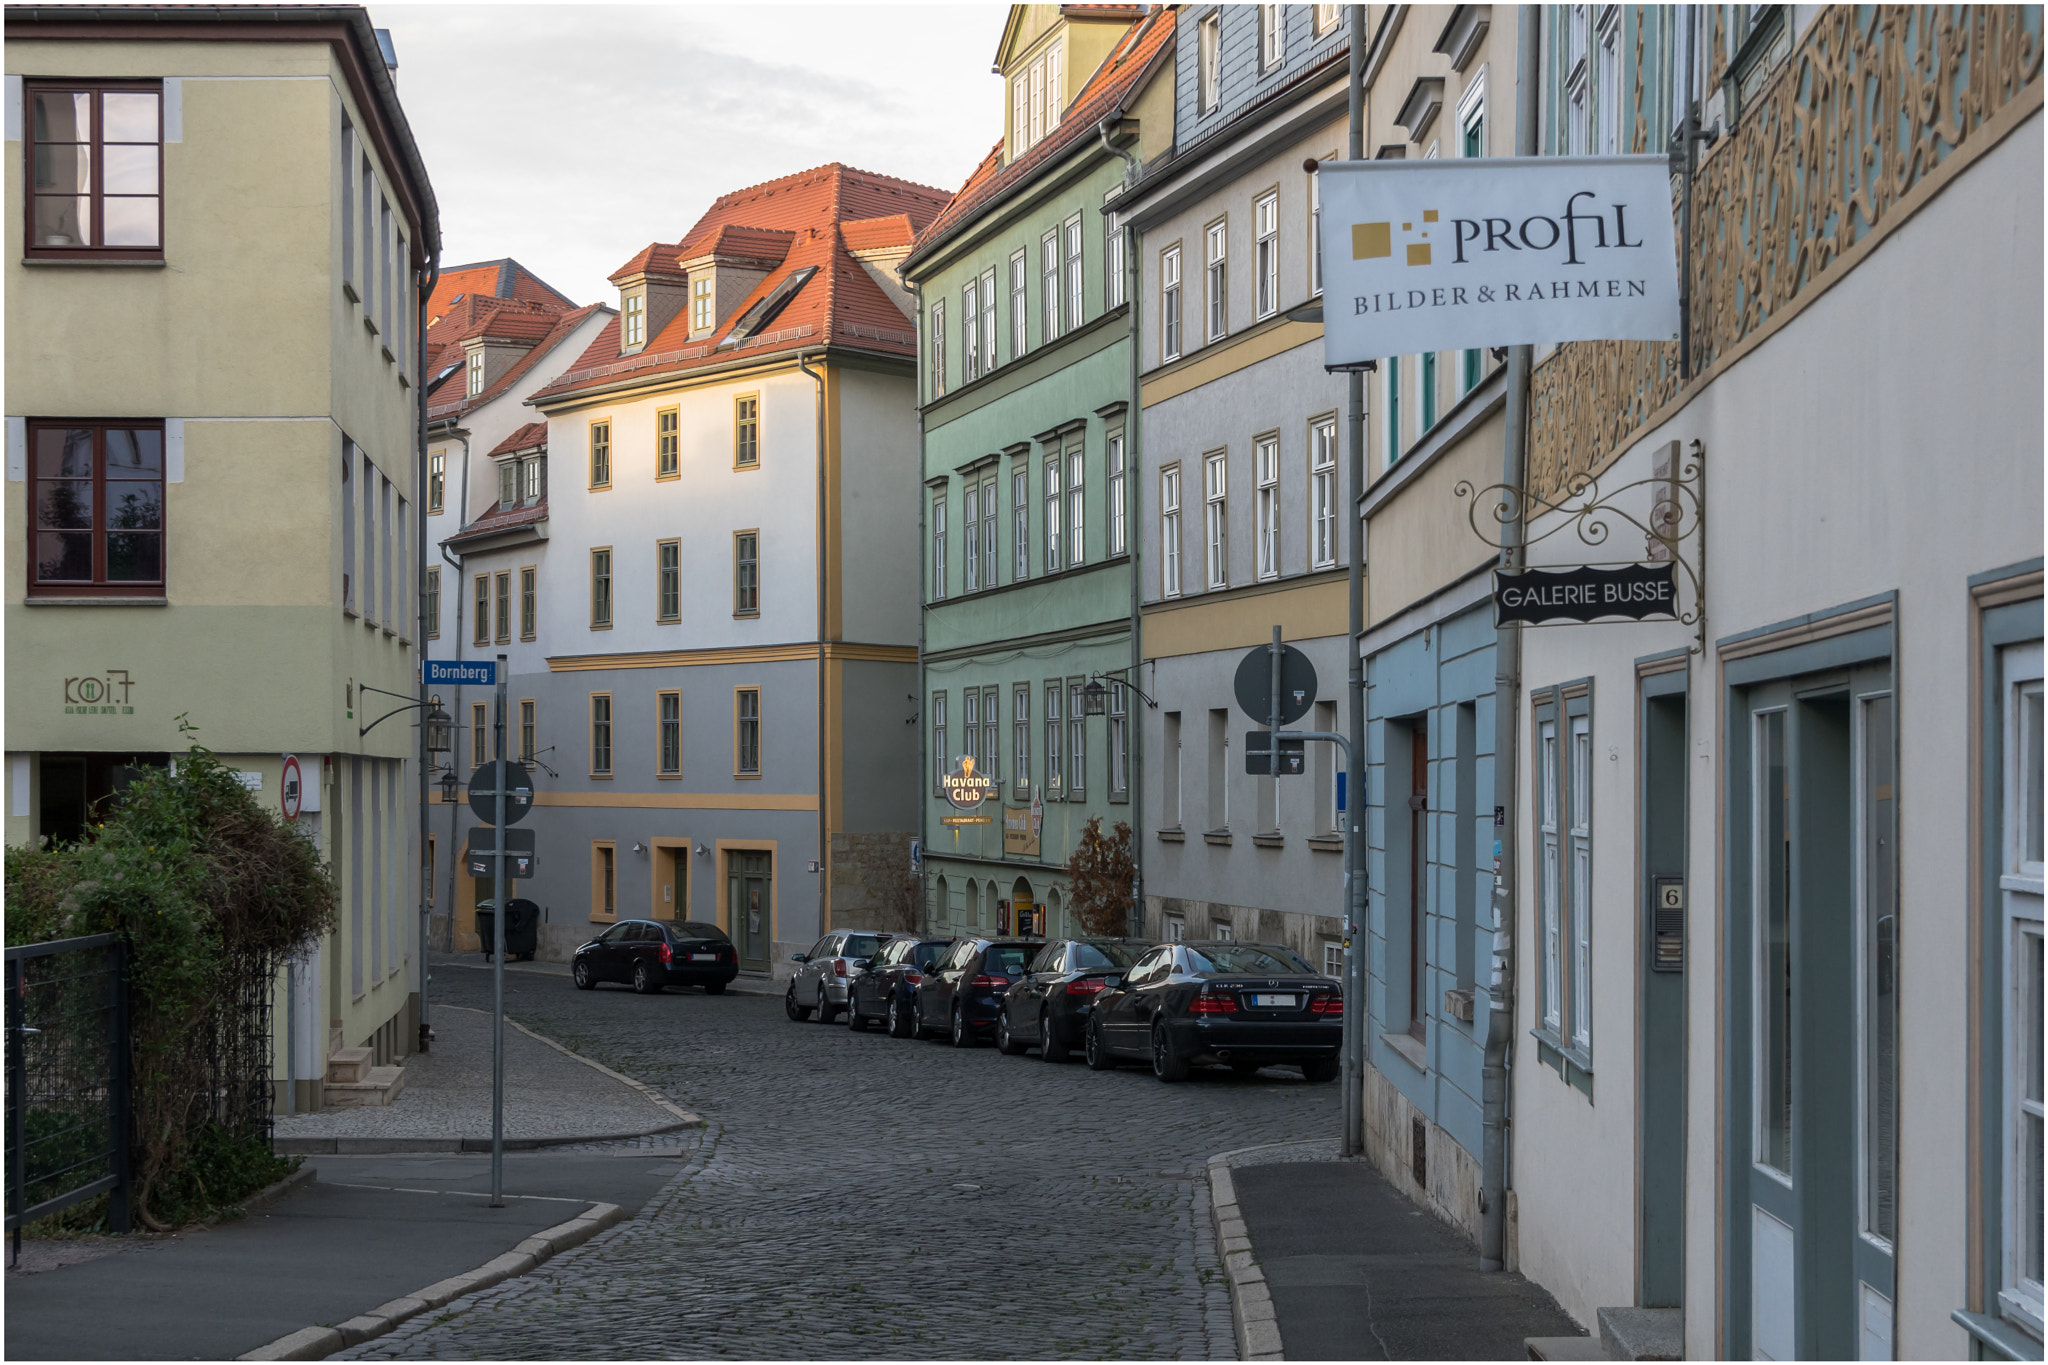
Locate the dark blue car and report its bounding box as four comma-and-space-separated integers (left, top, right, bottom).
845, 936, 952, 1036
914, 937, 1039, 1047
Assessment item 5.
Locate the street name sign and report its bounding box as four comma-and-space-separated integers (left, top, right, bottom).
1493, 563, 1679, 626
1233, 644, 1318, 726
424, 659, 496, 688
467, 760, 534, 825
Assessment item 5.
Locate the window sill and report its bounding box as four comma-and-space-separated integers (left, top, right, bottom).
24, 595, 167, 606
21, 256, 165, 267
1381, 1030, 1427, 1072
1307, 834, 1344, 852
1252, 832, 1284, 848
1202, 829, 1232, 846
363, 316, 379, 337
343, 281, 359, 303
1951, 1310, 2041, 1361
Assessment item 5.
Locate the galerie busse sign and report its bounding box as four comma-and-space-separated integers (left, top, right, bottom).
1494, 563, 1679, 626
1317, 156, 1681, 362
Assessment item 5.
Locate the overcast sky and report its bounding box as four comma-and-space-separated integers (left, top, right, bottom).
379, 3, 1008, 305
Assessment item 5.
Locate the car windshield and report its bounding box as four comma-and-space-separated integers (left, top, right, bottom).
670, 922, 728, 941
1072, 941, 1144, 970
1184, 945, 1314, 975
983, 944, 1035, 975
841, 934, 883, 960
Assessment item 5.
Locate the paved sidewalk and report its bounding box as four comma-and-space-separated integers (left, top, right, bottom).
274, 998, 691, 1151
1231, 1156, 1586, 1360
3, 1150, 688, 1361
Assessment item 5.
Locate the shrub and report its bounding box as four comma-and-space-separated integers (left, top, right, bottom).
1060, 817, 1137, 936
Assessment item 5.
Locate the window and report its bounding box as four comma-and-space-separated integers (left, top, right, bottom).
691, 276, 712, 333
931, 491, 948, 601
1198, 12, 1222, 113
734, 394, 759, 468
1065, 215, 1084, 334
1568, 712, 1592, 1051
590, 421, 611, 488
1204, 452, 1228, 589
979, 267, 998, 373
1067, 445, 1085, 568
735, 688, 761, 775
964, 480, 982, 592
980, 475, 999, 588
657, 408, 680, 479
1259, 4, 1284, 69
522, 455, 545, 504
1538, 716, 1562, 1032
493, 570, 511, 644
1161, 244, 1183, 362
471, 702, 488, 767
2002, 642, 2045, 1333
623, 292, 645, 348
25, 82, 163, 257
1205, 220, 1229, 342
1311, 419, 1338, 569
1384, 355, 1402, 466
1106, 219, 1126, 308
1566, 5, 1591, 155
497, 459, 517, 510
1597, 7, 1621, 155
425, 566, 441, 639
379, 476, 394, 628
1041, 229, 1061, 342
1013, 684, 1032, 797
1255, 436, 1279, 580
929, 300, 947, 397
1045, 682, 1064, 797
590, 694, 612, 775
341, 122, 357, 292
1068, 680, 1088, 800
982, 686, 1001, 782
1315, 4, 1339, 35
734, 531, 759, 616
519, 699, 535, 762
470, 573, 487, 646
359, 158, 375, 330
963, 276, 981, 382
1012, 467, 1030, 582
590, 548, 613, 628
1107, 433, 1127, 557
360, 454, 378, 622
1109, 681, 1130, 799
657, 540, 680, 622
511, 565, 532, 640
1421, 350, 1438, 432
465, 351, 484, 398
1160, 464, 1183, 598
658, 691, 681, 775
429, 450, 445, 513
595, 843, 617, 919
1536, 690, 1593, 1059
1254, 193, 1279, 319
964, 689, 980, 769
1009, 38, 1064, 157
27, 421, 165, 596
932, 691, 948, 791
1044, 454, 1062, 574
1010, 251, 1029, 359
1309, 167, 1324, 295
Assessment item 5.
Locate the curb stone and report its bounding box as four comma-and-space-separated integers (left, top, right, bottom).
240, 1163, 318, 1215
273, 1120, 695, 1156
1207, 1157, 1285, 1362
236, 1201, 623, 1361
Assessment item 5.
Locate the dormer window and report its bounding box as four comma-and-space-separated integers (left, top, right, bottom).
692, 276, 713, 333
466, 350, 484, 397
1008, 38, 1064, 159
497, 459, 516, 509
623, 292, 645, 348
522, 456, 546, 505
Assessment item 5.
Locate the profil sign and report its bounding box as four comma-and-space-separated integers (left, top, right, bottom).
1317, 156, 1680, 362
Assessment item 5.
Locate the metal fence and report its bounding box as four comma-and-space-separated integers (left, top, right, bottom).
5, 933, 130, 1261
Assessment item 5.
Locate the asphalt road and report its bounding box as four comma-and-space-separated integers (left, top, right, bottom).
347, 965, 1342, 1359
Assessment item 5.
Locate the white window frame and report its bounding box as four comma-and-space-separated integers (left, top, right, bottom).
1539, 716, 1562, 1033
691, 275, 713, 333
2002, 642, 2046, 1334
1066, 444, 1085, 569
1255, 435, 1279, 580
930, 492, 947, 602
1013, 682, 1032, 798
1310, 418, 1338, 569
1254, 192, 1279, 319
980, 474, 999, 589
1597, 6, 1621, 155
1309, 167, 1324, 296
1106, 219, 1126, 308
1013, 465, 1030, 582
1198, 11, 1222, 114
1161, 244, 1184, 362
1205, 219, 1228, 343
1045, 681, 1064, 797
1160, 464, 1183, 599
982, 685, 1001, 783
1568, 711, 1593, 1053
1109, 681, 1129, 798
979, 267, 998, 373
1044, 453, 1062, 574
623, 291, 645, 348
963, 275, 981, 382
1204, 451, 1228, 590
963, 480, 982, 592
932, 691, 948, 791
1010, 251, 1029, 359
963, 688, 981, 769
1259, 3, 1284, 70
1064, 214, 1085, 334
1107, 432, 1127, 558
1042, 228, 1061, 343
929, 299, 947, 398
466, 350, 484, 397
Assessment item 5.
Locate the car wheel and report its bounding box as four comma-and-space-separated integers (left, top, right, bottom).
846, 993, 868, 1031
573, 959, 595, 991
997, 1010, 1026, 1056
951, 1003, 973, 1048
814, 984, 838, 1024
633, 962, 661, 995
1039, 1008, 1070, 1063
1085, 1018, 1117, 1071
1300, 1058, 1340, 1084
786, 982, 812, 1021
1152, 1024, 1190, 1082
887, 995, 914, 1039
704, 982, 726, 995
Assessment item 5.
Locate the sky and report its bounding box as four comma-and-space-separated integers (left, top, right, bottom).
379, 3, 1009, 307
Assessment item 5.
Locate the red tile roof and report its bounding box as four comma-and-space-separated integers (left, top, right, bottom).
840, 213, 918, 254
532, 163, 952, 404
487, 421, 548, 458
427, 258, 575, 326
676, 223, 798, 266
443, 496, 548, 550
907, 7, 1173, 275
426, 302, 609, 421
608, 242, 685, 282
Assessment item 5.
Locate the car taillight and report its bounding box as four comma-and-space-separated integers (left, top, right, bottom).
1311, 994, 1343, 1015
905, 972, 923, 984
659, 941, 672, 964
833, 959, 848, 977
1189, 992, 1238, 1015
970, 974, 1009, 989
1067, 976, 1108, 996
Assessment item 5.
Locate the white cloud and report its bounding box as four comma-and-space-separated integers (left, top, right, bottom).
376, 2, 1007, 303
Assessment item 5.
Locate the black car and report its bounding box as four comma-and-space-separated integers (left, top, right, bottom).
572, 919, 738, 994
1084, 940, 1341, 1082
846, 936, 952, 1035
997, 937, 1151, 1061
913, 938, 1040, 1047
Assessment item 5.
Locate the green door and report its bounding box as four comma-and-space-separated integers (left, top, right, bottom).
728, 851, 773, 973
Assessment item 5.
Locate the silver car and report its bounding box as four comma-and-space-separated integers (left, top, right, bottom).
784, 929, 896, 1023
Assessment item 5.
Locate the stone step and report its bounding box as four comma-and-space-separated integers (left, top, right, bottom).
326, 1046, 374, 1084
1598, 1307, 1683, 1361
323, 1064, 406, 1109
1526, 1336, 1609, 1361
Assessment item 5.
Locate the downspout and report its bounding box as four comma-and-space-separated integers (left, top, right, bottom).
905, 280, 930, 937
797, 351, 829, 936
1480, 2, 1542, 1275
1342, 3, 1369, 1162
1099, 115, 1143, 934
415, 250, 439, 1055
440, 431, 471, 949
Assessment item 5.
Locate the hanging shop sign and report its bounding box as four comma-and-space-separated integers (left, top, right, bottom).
1003, 802, 1042, 858
1493, 563, 1679, 626
941, 755, 997, 809
1317, 156, 1681, 363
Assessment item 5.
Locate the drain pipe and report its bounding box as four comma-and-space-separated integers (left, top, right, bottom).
1480, 2, 1542, 1274
1099, 114, 1144, 934
798, 351, 829, 936
1341, 2, 1369, 1161
439, 431, 472, 949
414, 250, 439, 1056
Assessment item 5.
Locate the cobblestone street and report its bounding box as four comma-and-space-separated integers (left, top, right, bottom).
347, 966, 1339, 1359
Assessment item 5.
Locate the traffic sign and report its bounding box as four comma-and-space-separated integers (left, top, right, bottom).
1244, 731, 1307, 776
467, 760, 534, 825
280, 754, 303, 821
424, 659, 496, 688
466, 826, 536, 879
1233, 644, 1318, 726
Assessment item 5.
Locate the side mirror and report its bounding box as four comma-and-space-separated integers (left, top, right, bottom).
1105, 975, 1123, 988
792, 953, 809, 964
854, 958, 873, 969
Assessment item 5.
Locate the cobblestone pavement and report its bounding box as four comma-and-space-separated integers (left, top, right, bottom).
346, 966, 1339, 1360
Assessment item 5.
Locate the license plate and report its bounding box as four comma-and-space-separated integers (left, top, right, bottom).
689, 953, 716, 962
1250, 994, 1298, 1009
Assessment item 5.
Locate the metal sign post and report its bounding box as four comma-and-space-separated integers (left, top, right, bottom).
490, 654, 507, 1208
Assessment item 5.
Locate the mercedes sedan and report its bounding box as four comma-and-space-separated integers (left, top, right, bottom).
997, 937, 1151, 1061
1084, 941, 1342, 1082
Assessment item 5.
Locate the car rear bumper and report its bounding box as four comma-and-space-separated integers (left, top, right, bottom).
659, 961, 739, 985
1171, 1018, 1341, 1062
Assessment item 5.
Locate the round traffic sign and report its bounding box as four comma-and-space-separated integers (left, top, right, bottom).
280, 755, 303, 821
467, 760, 535, 825
1233, 644, 1318, 727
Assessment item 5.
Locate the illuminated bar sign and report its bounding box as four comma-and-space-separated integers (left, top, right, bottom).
1494, 563, 1678, 626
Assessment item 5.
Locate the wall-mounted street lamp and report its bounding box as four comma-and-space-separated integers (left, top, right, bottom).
424, 696, 454, 756
438, 768, 460, 804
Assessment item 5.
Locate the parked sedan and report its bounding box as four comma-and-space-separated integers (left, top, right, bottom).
845, 936, 952, 1035
914, 938, 1040, 1047
997, 937, 1151, 1061
571, 919, 739, 994
1084, 941, 1342, 1082
785, 929, 897, 1023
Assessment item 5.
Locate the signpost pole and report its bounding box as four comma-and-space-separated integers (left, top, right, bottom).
1268, 626, 1283, 773
1341, 3, 1369, 1164
490, 654, 507, 1208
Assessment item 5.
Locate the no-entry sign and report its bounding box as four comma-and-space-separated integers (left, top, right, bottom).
280, 754, 303, 821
